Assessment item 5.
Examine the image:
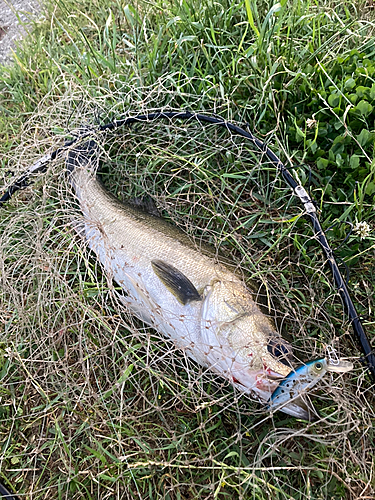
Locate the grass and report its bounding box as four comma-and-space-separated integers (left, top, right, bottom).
0, 0, 375, 498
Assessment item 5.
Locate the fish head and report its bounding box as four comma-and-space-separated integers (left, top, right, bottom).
201, 279, 294, 398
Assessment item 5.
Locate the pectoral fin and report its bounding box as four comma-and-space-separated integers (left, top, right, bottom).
151, 260, 201, 305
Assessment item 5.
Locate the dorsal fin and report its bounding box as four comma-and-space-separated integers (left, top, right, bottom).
151, 260, 201, 305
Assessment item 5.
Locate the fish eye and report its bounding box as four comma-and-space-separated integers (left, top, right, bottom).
315, 361, 323, 371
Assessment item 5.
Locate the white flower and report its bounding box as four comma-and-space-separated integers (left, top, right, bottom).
306, 118, 317, 129
353, 220, 371, 240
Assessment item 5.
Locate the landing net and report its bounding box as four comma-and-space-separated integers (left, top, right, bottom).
0, 79, 374, 499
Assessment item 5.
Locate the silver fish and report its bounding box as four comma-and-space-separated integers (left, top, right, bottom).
269, 358, 354, 419
67, 141, 310, 417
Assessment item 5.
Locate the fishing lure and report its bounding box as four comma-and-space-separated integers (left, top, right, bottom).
269, 358, 354, 419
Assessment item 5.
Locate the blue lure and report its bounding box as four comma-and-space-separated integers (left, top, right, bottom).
269, 358, 353, 420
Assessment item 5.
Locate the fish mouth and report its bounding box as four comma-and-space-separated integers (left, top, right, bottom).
263, 360, 293, 380
266, 368, 290, 380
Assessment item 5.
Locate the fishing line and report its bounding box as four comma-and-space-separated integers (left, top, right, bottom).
1, 110, 374, 382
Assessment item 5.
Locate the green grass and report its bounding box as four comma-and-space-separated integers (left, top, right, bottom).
0, 0, 375, 498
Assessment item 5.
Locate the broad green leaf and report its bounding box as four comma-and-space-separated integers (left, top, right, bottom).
335, 153, 344, 167
356, 86, 370, 98
357, 129, 374, 147
349, 155, 360, 169
328, 93, 340, 107
348, 93, 358, 105
166, 16, 181, 29
365, 182, 375, 195
308, 139, 317, 153
176, 35, 197, 47
123, 4, 140, 26
317, 158, 329, 170
98, 474, 117, 482
344, 77, 356, 90
355, 99, 373, 116
261, 3, 282, 37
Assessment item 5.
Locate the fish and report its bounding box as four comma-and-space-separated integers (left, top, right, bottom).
269, 358, 354, 420
66, 140, 313, 419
